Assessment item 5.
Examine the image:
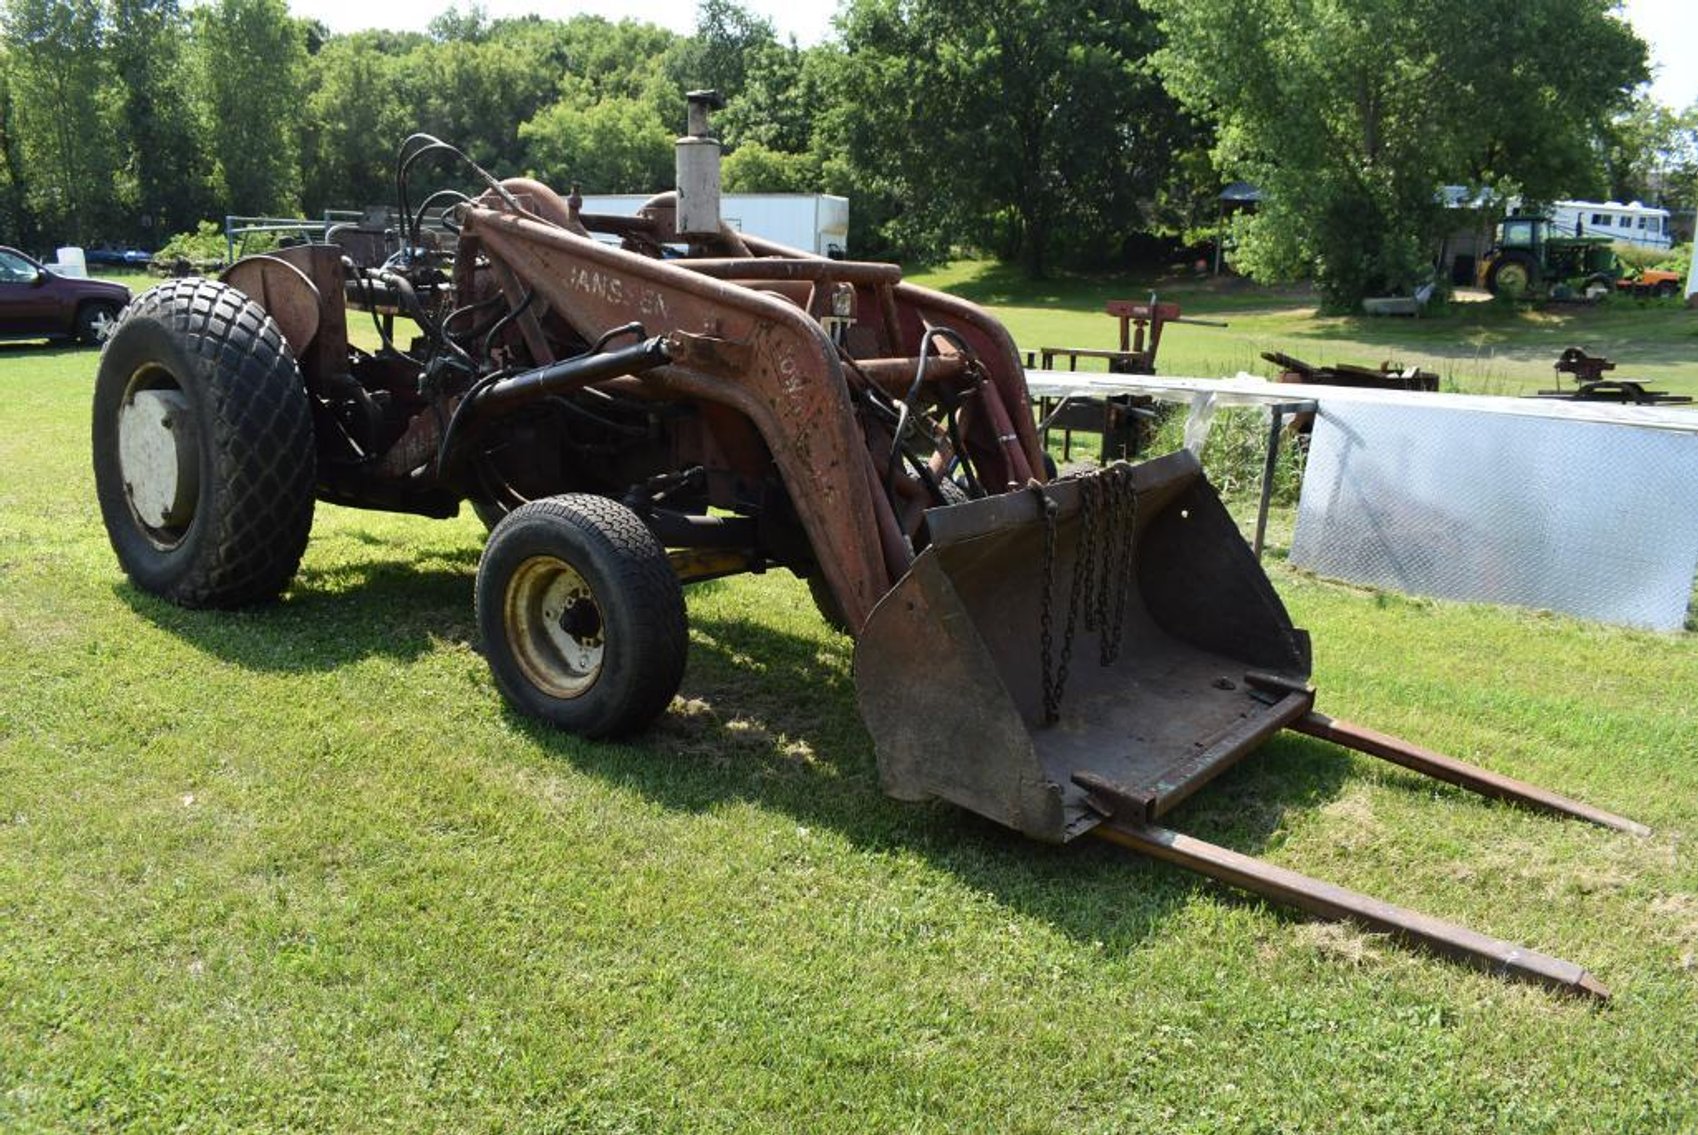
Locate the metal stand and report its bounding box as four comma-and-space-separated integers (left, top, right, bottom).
1252, 400, 1312, 560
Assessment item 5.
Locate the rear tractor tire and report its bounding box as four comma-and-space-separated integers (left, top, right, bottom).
91, 278, 316, 607
1485, 254, 1537, 300
476, 495, 688, 737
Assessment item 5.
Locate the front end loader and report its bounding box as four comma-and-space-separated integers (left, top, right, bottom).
92, 92, 1645, 996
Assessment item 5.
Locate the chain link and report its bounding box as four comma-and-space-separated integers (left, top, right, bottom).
1033, 462, 1141, 724
1100, 465, 1138, 665
1031, 483, 1061, 723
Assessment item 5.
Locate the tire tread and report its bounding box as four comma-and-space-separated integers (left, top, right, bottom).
96, 278, 315, 607
476, 494, 687, 736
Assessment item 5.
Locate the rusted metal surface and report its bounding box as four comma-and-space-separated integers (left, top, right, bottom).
678, 258, 903, 285
1290, 711, 1651, 836
457, 201, 1043, 633
194, 110, 1648, 997
1038, 298, 1227, 376
1031, 297, 1225, 463
464, 206, 901, 630
1264, 350, 1439, 393
472, 336, 674, 414
856, 452, 1313, 843
1261, 350, 1439, 438
1091, 820, 1610, 999
220, 255, 321, 357
857, 448, 1639, 990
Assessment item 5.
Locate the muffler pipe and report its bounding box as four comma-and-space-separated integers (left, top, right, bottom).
676, 89, 725, 238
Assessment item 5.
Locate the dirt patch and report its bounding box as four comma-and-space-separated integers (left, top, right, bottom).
1291, 921, 1385, 967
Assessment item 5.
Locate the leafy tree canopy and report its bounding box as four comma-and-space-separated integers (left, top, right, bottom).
1151, 0, 1649, 306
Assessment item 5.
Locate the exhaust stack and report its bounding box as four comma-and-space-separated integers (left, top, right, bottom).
676, 89, 725, 238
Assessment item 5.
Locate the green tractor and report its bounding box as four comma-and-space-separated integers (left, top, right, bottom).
1477, 213, 1622, 300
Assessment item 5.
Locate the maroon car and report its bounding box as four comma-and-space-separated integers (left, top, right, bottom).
0, 246, 131, 345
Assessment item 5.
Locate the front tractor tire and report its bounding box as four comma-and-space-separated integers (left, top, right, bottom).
476, 495, 688, 738
91, 278, 316, 608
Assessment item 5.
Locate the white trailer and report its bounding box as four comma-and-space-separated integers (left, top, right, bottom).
1551, 199, 1673, 249
579, 193, 850, 257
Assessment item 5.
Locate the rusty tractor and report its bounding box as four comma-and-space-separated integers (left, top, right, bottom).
92, 92, 1645, 996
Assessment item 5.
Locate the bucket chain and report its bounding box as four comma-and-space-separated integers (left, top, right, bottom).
1098, 467, 1138, 666
1033, 463, 1139, 724
1031, 484, 1065, 724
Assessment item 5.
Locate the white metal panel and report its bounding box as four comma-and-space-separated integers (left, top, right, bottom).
1022, 370, 1698, 629
1290, 398, 1698, 630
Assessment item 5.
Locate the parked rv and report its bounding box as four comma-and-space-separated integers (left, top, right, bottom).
1551, 200, 1673, 250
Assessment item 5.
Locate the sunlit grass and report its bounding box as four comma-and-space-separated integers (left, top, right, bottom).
2, 277, 1695, 1131
908, 259, 1698, 397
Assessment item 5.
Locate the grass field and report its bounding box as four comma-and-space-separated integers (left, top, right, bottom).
2, 272, 1696, 1132
908, 261, 1698, 398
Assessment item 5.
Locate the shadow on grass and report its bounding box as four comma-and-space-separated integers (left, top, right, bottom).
121, 547, 1386, 956
116, 546, 481, 671
510, 608, 1356, 956
919, 259, 1311, 317
0, 339, 94, 360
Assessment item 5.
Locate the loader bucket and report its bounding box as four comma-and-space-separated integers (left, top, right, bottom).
855, 449, 1313, 843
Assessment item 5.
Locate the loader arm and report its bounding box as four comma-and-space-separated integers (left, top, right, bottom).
464, 205, 902, 631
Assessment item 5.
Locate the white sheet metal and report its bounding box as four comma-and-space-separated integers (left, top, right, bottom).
1022, 370, 1698, 629
1291, 396, 1698, 630
1024, 370, 1698, 434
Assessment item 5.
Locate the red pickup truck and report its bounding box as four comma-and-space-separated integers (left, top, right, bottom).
0, 246, 131, 345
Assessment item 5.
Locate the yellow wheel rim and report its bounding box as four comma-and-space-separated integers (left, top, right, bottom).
505, 555, 605, 699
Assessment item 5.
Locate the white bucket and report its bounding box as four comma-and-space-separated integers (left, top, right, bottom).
53, 246, 87, 277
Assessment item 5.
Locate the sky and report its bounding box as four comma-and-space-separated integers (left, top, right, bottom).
285, 0, 1695, 113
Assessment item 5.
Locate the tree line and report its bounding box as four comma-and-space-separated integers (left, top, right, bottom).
1, 0, 1689, 304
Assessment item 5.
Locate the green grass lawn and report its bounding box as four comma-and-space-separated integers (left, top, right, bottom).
2, 275, 1697, 1132
908, 261, 1698, 398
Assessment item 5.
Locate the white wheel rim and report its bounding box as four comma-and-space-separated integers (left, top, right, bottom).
116, 365, 198, 549
91, 309, 118, 341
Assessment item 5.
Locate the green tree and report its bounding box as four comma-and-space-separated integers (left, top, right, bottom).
0, 50, 36, 245
401, 19, 568, 173
1, 0, 119, 242
108, 0, 210, 239
193, 0, 307, 215
301, 32, 411, 210
516, 17, 685, 194
520, 93, 673, 193
833, 0, 1190, 275
716, 32, 820, 155
1602, 94, 1698, 211
672, 0, 774, 101
1151, 0, 1649, 306
722, 140, 821, 192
